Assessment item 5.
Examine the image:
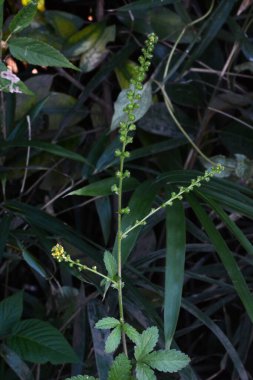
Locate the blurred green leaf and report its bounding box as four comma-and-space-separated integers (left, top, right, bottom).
22, 248, 49, 279
164, 198, 185, 349
69, 177, 139, 197
5, 200, 99, 260
188, 193, 253, 323
63, 21, 105, 57
0, 139, 86, 163
184, 0, 238, 69
9, 1, 38, 34
80, 25, 116, 72
113, 181, 158, 265
8, 319, 79, 364
117, 0, 177, 12
182, 299, 249, 380
0, 292, 23, 337
96, 197, 111, 245
87, 300, 113, 380
45, 10, 84, 38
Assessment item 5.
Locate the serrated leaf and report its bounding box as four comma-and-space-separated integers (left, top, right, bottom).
123, 323, 140, 344
136, 363, 156, 380
144, 349, 190, 373
105, 325, 121, 353
108, 353, 132, 380
111, 81, 152, 131
103, 251, 117, 278
9, 1, 38, 34
9, 37, 79, 70
65, 376, 99, 380
0, 292, 23, 337
134, 327, 159, 361
8, 319, 79, 364
95, 317, 120, 330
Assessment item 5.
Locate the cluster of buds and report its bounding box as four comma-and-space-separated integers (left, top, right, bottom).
117, 33, 158, 151
51, 243, 117, 284
122, 164, 224, 237
111, 33, 159, 213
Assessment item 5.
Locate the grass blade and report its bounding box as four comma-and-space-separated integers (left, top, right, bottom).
164, 198, 186, 349
182, 299, 249, 380
187, 193, 253, 323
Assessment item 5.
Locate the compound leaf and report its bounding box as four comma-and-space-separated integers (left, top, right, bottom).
144, 349, 190, 373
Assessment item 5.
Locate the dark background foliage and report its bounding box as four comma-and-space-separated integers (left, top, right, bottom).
1, 0, 253, 379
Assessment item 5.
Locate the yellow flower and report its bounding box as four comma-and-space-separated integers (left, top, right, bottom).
51, 244, 65, 261
21, 0, 45, 12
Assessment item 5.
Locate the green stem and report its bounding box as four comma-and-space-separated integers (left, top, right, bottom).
68, 258, 117, 285
122, 168, 220, 237
117, 141, 128, 357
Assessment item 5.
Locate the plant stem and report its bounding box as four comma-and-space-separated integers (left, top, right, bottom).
117, 140, 128, 357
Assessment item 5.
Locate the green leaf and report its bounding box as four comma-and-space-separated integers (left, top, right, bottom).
9, 37, 79, 70
105, 325, 121, 354
134, 326, 159, 361
96, 197, 111, 245
113, 181, 158, 265
0, 292, 23, 337
164, 198, 186, 348
95, 317, 120, 330
63, 21, 105, 57
5, 200, 99, 261
0, 344, 35, 380
22, 248, 49, 279
188, 193, 253, 323
111, 81, 152, 131
198, 193, 253, 257
9, 1, 38, 34
0, 140, 86, 163
144, 349, 190, 373
117, 0, 177, 12
108, 353, 132, 380
103, 251, 117, 278
184, 0, 238, 69
123, 323, 140, 344
136, 362, 156, 380
69, 177, 139, 197
80, 25, 116, 73
8, 319, 79, 364
182, 299, 249, 380
87, 301, 113, 380
45, 10, 84, 39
